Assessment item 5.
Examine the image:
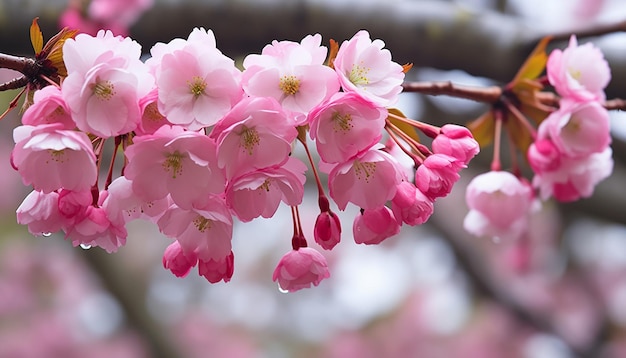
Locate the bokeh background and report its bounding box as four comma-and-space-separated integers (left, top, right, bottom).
1, 0, 626, 357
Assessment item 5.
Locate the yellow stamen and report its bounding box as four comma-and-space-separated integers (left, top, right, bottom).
349, 62, 370, 85
162, 151, 185, 178
332, 112, 353, 132
353, 161, 377, 183
279, 75, 300, 95
240, 126, 260, 155
188, 76, 207, 98
193, 216, 212, 232
92, 80, 115, 100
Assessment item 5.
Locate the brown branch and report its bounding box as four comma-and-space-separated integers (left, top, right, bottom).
548, 19, 626, 43
0, 53, 36, 76
0, 76, 29, 91
402, 81, 502, 104
606, 98, 626, 111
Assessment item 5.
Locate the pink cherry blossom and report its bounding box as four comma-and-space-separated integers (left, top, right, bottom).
102, 176, 170, 225
57, 190, 92, 219
391, 181, 434, 226
11, 124, 97, 194
527, 138, 561, 173
88, 0, 153, 34
333, 30, 405, 106
353, 206, 400, 245
415, 154, 464, 200
16, 190, 65, 236
62, 30, 154, 137
210, 97, 297, 179
157, 197, 233, 262
242, 34, 340, 116
538, 100, 610, 158
162, 240, 198, 278
328, 146, 403, 210
225, 157, 306, 222
314, 210, 342, 250
153, 28, 243, 130
547, 35, 611, 102
432, 124, 480, 165
198, 251, 235, 284
136, 88, 171, 135
464, 171, 534, 240
21, 86, 75, 128
272, 247, 330, 292
308, 92, 387, 163
123, 125, 225, 209
533, 147, 613, 202
63, 205, 128, 253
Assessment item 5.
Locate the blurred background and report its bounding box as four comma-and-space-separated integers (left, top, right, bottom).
1, 0, 626, 357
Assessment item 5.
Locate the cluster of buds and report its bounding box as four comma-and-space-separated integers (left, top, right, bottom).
463, 35, 613, 241
9, 22, 479, 291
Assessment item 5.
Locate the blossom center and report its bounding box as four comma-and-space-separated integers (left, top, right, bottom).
568, 67, 582, 81
162, 151, 185, 178
349, 62, 370, 85
92, 80, 115, 100
353, 161, 377, 183
193, 216, 213, 232
240, 126, 260, 155
144, 102, 165, 122
279, 75, 300, 95
259, 179, 272, 192
188, 76, 207, 98
332, 112, 353, 132
47, 149, 67, 163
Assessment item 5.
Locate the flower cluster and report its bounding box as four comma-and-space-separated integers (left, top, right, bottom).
11, 28, 478, 292
463, 35, 613, 241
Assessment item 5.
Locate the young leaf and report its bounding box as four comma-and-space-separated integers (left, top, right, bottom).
30, 18, 44, 55
511, 36, 552, 84
327, 39, 339, 69
387, 108, 420, 143
467, 110, 495, 147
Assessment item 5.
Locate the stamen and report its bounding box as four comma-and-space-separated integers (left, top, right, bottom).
240, 126, 260, 155
162, 151, 185, 178
188, 76, 207, 98
193, 216, 212, 232
279, 75, 300, 95
332, 112, 353, 132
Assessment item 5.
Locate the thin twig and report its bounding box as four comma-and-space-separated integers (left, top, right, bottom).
402, 81, 502, 104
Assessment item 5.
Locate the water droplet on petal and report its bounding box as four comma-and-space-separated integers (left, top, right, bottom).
42, 232, 52, 237
277, 284, 289, 294
80, 244, 92, 250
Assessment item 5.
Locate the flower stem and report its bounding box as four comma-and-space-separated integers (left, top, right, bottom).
491, 109, 503, 172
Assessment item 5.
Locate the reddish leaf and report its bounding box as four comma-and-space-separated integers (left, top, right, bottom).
511, 36, 552, 84
30, 18, 44, 55
467, 111, 495, 148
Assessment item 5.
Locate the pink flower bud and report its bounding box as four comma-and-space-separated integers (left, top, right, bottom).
198, 251, 234, 284
391, 181, 434, 226
353, 206, 400, 245
314, 211, 342, 250
432, 124, 479, 165
162, 241, 198, 278
415, 154, 463, 200
272, 248, 330, 292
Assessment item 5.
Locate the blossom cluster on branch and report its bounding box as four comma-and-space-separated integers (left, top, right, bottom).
5, 21, 482, 292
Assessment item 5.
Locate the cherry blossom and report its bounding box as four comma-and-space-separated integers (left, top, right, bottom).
314, 210, 342, 250
157, 197, 233, 262
432, 124, 480, 165
353, 206, 401, 245
391, 181, 434, 226
547, 35, 611, 102
63, 204, 128, 253
328, 146, 403, 211
333, 30, 405, 106
210, 97, 297, 179
123, 125, 225, 209
16, 190, 65, 236
415, 154, 464, 200
11, 124, 97, 194
62, 30, 154, 137
21, 86, 75, 128
308, 92, 387, 164
242, 34, 340, 117
272, 247, 330, 292
224, 157, 307, 222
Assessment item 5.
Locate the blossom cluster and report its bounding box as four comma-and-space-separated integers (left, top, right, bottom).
11, 28, 478, 292
464, 35, 613, 241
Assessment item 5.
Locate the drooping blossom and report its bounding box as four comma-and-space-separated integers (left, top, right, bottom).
242, 34, 340, 118
391, 181, 434, 226
432, 124, 480, 165
272, 247, 330, 292
102, 176, 171, 225
16, 190, 65, 236
123, 125, 225, 209
464, 171, 534, 240
157, 196, 233, 262
308, 92, 387, 163
198, 251, 235, 283
11, 124, 97, 194
528, 138, 561, 174
537, 100, 611, 158
333, 30, 405, 106
151, 28, 243, 129
533, 147, 613, 202
353, 206, 400, 245
225, 157, 307, 222
210, 97, 297, 179
162, 240, 198, 278
328, 146, 403, 210
57, 189, 92, 219
136, 88, 171, 135
415, 154, 464, 200
63, 204, 128, 253
62, 30, 154, 137
547, 35, 611, 102
21, 86, 75, 129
